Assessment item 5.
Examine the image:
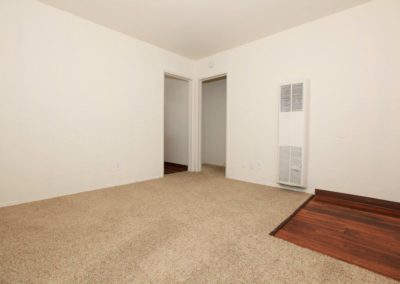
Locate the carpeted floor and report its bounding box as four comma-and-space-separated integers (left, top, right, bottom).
0, 166, 396, 283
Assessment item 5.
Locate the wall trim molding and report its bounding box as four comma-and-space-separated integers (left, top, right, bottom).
0, 175, 162, 209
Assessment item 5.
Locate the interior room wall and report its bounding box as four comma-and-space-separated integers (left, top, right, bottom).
195, 0, 400, 202
164, 77, 189, 165
202, 78, 227, 166
0, 0, 194, 207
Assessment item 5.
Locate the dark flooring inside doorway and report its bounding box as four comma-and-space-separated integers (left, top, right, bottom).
164, 162, 188, 175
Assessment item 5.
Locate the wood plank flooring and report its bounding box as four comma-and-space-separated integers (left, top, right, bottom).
164, 162, 188, 175
272, 193, 400, 281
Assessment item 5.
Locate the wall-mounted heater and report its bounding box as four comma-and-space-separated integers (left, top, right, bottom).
278, 81, 308, 188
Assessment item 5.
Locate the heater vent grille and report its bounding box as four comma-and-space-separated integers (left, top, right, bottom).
280, 85, 291, 112
292, 83, 303, 112
278, 81, 308, 188
279, 146, 291, 183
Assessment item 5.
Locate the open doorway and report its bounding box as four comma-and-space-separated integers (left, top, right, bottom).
201, 75, 227, 174
164, 73, 190, 175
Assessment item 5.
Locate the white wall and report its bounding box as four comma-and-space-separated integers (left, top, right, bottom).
0, 0, 194, 207
202, 78, 227, 166
195, 0, 400, 202
2, 0, 399, 206
164, 77, 189, 165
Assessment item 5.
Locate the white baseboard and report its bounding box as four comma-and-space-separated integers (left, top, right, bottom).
0, 174, 162, 209
226, 174, 314, 194
1, 173, 313, 209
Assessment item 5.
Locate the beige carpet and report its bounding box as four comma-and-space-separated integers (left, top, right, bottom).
0, 166, 395, 283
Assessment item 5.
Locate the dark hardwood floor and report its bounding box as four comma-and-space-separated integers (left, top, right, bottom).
164, 162, 188, 175
272, 191, 400, 281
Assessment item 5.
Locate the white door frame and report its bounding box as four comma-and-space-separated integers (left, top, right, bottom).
192, 73, 228, 172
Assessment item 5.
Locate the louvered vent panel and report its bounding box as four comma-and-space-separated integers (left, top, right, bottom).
292, 83, 303, 112
289, 146, 302, 185
277, 81, 308, 188
279, 146, 291, 183
280, 85, 291, 112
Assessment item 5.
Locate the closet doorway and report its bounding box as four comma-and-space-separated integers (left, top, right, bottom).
201, 75, 227, 174
164, 73, 190, 175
